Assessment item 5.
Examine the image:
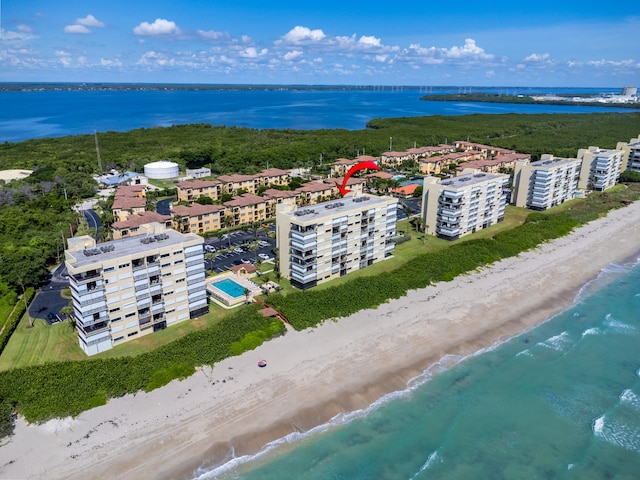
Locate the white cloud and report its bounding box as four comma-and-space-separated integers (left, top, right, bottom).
444, 39, 493, 59
100, 58, 123, 67
65, 14, 104, 34
375, 55, 388, 63
281, 26, 326, 44
240, 47, 265, 59
76, 15, 104, 28
1, 25, 37, 42
197, 29, 230, 41
64, 24, 91, 34
133, 19, 181, 36
55, 50, 72, 67
358, 35, 382, 48
284, 50, 303, 61
524, 53, 550, 62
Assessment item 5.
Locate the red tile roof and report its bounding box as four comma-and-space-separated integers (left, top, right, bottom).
171, 203, 226, 217
112, 211, 171, 229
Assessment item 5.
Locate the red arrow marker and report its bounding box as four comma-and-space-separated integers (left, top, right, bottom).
336, 160, 380, 197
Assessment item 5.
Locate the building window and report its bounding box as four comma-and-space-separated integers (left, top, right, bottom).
118, 263, 130, 269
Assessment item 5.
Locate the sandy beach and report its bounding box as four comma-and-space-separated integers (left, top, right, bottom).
2, 200, 640, 480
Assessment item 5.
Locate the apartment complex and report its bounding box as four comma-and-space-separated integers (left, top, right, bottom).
577, 147, 623, 191
512, 155, 582, 210
617, 135, 640, 173
65, 224, 208, 355
421, 171, 508, 240
171, 203, 226, 233
111, 185, 147, 222
276, 195, 398, 289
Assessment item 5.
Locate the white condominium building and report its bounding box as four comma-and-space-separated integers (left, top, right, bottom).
421, 170, 508, 240
512, 155, 582, 210
577, 147, 623, 191
616, 135, 640, 173
65, 224, 208, 356
276, 195, 398, 289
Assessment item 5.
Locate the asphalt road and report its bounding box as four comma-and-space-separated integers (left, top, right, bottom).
81, 208, 102, 239
156, 198, 173, 215
29, 264, 70, 324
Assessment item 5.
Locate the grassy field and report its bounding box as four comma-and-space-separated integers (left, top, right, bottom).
0, 296, 235, 369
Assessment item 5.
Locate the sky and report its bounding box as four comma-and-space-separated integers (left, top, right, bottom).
1, 0, 639, 87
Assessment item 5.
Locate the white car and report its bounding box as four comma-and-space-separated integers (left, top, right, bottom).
258, 253, 271, 261
234, 247, 244, 254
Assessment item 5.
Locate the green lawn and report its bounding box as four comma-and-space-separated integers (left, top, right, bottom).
0, 300, 234, 369
0, 317, 85, 371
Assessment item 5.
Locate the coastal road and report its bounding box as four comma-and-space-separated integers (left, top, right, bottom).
81, 209, 102, 240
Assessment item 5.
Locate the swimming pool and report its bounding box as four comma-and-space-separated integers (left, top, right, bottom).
212, 278, 246, 298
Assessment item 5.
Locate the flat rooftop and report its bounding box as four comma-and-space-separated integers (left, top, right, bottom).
67, 230, 200, 269
286, 195, 396, 222
531, 157, 579, 168
440, 172, 505, 189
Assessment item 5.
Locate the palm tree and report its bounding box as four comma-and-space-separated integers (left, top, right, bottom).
243, 287, 250, 304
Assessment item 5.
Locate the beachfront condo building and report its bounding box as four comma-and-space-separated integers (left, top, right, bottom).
65, 224, 208, 356
421, 170, 509, 240
276, 195, 398, 289
577, 147, 623, 191
617, 135, 640, 173
512, 155, 582, 210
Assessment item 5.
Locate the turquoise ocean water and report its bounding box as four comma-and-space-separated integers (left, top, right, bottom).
195, 258, 640, 479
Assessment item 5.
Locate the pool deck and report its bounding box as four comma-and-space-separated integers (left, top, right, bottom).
206, 272, 262, 308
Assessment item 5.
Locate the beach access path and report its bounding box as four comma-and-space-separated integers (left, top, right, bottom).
2, 200, 640, 480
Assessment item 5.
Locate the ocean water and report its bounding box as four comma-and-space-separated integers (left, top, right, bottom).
0, 85, 634, 143
195, 258, 640, 479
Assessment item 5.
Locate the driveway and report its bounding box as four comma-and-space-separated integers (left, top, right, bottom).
28, 264, 70, 324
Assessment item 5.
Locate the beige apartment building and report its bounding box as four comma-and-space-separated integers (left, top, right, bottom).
171, 203, 226, 233
65, 224, 208, 356
577, 147, 623, 191
276, 195, 398, 289
223, 193, 270, 226
176, 179, 222, 202
111, 185, 147, 222
422, 170, 508, 240
616, 135, 640, 173
112, 211, 172, 239
512, 156, 581, 210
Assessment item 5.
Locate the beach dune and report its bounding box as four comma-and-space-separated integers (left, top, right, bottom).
2, 201, 640, 480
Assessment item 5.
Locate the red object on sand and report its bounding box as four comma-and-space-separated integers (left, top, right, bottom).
258, 360, 267, 367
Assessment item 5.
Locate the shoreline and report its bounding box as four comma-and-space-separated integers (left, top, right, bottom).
2, 202, 640, 479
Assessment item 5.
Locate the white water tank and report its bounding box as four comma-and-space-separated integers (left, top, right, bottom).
144, 161, 179, 179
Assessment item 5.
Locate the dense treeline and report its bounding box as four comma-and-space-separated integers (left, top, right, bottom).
0, 305, 284, 422
268, 185, 640, 330
1, 113, 639, 176
1, 112, 636, 293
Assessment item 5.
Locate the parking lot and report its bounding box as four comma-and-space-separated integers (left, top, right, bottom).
204, 228, 277, 273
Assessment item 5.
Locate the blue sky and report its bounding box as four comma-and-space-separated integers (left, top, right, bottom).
1, 0, 639, 86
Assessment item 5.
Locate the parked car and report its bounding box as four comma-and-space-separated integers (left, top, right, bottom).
233, 247, 244, 254
258, 253, 270, 261
258, 241, 269, 247
204, 245, 216, 252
